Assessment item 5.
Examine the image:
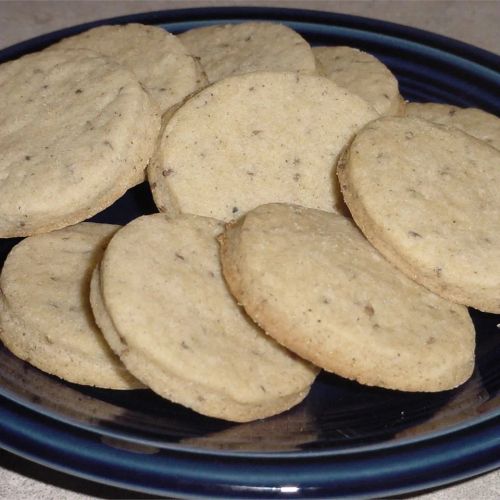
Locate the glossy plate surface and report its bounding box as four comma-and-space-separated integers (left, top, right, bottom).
0, 7, 499, 498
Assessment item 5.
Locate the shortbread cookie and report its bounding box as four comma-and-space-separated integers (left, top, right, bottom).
52, 23, 207, 113
220, 203, 475, 392
179, 22, 316, 83
0, 48, 160, 238
91, 214, 317, 422
313, 46, 404, 116
338, 117, 500, 313
0, 223, 140, 388
148, 71, 377, 219
406, 102, 500, 150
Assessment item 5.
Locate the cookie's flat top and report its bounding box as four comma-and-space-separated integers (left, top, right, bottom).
149, 71, 377, 220
220, 203, 475, 392
53, 23, 207, 113
0, 222, 139, 388
179, 22, 316, 83
406, 102, 500, 150
313, 46, 403, 116
0, 48, 160, 237
338, 116, 500, 313
96, 214, 317, 421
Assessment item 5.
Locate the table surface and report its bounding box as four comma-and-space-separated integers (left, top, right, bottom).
0, 1, 498, 499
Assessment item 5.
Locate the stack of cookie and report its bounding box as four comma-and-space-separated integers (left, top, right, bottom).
0, 21, 498, 422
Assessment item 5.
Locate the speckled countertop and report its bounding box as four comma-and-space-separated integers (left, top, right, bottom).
0, 1, 498, 499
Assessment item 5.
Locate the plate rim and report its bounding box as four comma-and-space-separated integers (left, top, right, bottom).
0, 356, 499, 459
1, 393, 499, 499
0, 6, 499, 68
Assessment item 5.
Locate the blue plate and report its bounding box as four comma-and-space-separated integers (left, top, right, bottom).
0, 7, 499, 498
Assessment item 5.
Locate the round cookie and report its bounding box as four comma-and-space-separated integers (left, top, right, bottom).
338, 116, 500, 313
313, 46, 404, 116
219, 203, 475, 392
52, 23, 207, 113
148, 71, 378, 220
0, 222, 140, 389
179, 22, 317, 83
91, 214, 317, 422
405, 102, 500, 150
0, 48, 160, 238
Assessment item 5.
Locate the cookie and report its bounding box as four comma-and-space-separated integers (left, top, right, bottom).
179, 22, 317, 83
0, 222, 140, 389
91, 213, 317, 422
405, 102, 500, 150
219, 203, 475, 392
313, 46, 404, 116
52, 23, 207, 113
338, 116, 500, 313
148, 71, 378, 220
0, 48, 160, 238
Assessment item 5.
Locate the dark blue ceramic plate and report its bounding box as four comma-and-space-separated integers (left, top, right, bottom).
0, 7, 499, 499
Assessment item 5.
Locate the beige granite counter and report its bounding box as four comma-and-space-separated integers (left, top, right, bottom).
0, 1, 498, 499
